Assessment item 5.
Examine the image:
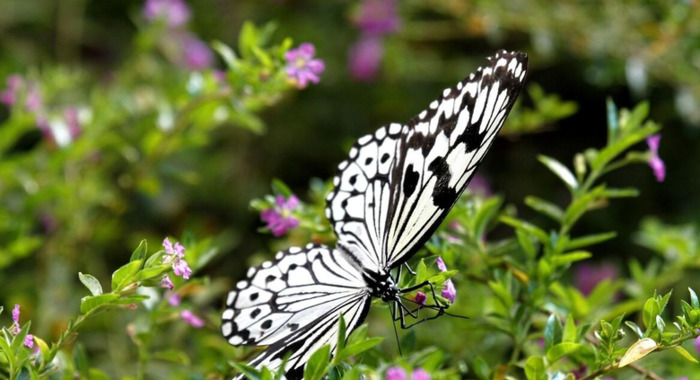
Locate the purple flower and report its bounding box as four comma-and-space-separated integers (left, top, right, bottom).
386, 366, 407, 380
160, 275, 174, 290
25, 86, 42, 112
163, 238, 192, 279
180, 310, 204, 328
143, 0, 191, 28
168, 292, 181, 306
1, 75, 23, 107
353, 0, 400, 36
694, 335, 700, 354
574, 262, 618, 296
646, 134, 665, 182
176, 33, 214, 71
442, 280, 456, 303
10, 305, 35, 348
348, 36, 384, 81
260, 195, 300, 237
436, 257, 447, 272
411, 369, 430, 380
467, 174, 492, 197
285, 43, 325, 89
414, 292, 427, 305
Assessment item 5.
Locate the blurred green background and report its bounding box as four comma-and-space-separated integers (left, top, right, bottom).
1, 0, 699, 377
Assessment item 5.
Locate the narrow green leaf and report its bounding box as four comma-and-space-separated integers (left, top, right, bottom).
472, 355, 491, 380
516, 230, 537, 259
304, 345, 331, 380
564, 232, 616, 250
337, 338, 383, 362
602, 188, 639, 198
544, 315, 563, 351
78, 272, 103, 296
271, 179, 292, 197
621, 101, 649, 131
642, 298, 660, 331
260, 367, 273, 380
546, 342, 582, 363
624, 321, 645, 339
524, 196, 564, 222
211, 40, 239, 69
130, 240, 148, 262
499, 216, 549, 243
336, 314, 347, 353
673, 346, 699, 364
133, 264, 171, 282
111, 260, 143, 292
340, 366, 361, 380
606, 98, 619, 143
229, 361, 261, 380
415, 260, 428, 285
551, 251, 592, 266
80, 294, 119, 314
538, 155, 578, 191
472, 196, 503, 238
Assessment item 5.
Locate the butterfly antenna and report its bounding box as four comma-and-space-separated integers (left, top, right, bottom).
389, 303, 403, 357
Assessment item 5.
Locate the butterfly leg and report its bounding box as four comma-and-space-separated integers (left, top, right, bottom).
399, 280, 446, 310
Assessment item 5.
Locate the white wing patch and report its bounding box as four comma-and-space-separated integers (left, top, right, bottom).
221, 244, 369, 348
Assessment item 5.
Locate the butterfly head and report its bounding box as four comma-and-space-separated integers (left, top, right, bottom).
364, 272, 400, 302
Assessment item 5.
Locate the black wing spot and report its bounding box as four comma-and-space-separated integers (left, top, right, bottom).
239, 329, 250, 341
261, 320, 272, 329
380, 153, 390, 163
287, 323, 299, 331
289, 264, 298, 270
364, 157, 373, 165
349, 175, 357, 185
341, 199, 348, 208
428, 156, 457, 209
402, 164, 420, 197
265, 275, 276, 283
368, 202, 374, 208
251, 308, 261, 318
250, 292, 259, 301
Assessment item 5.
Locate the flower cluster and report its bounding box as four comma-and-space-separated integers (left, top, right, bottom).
1, 75, 87, 147
284, 43, 325, 89
142, 0, 213, 71
436, 257, 456, 303
386, 366, 431, 380
348, 0, 400, 81
260, 195, 301, 237
9, 305, 34, 348
162, 237, 192, 279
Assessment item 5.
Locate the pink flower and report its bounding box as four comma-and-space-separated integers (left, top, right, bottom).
353, 0, 400, 36
179, 33, 214, 70
0, 74, 23, 107
143, 0, 191, 28
163, 238, 192, 279
436, 257, 447, 272
646, 134, 665, 182
180, 310, 204, 328
574, 262, 618, 296
285, 43, 325, 89
348, 35, 384, 81
694, 335, 700, 354
10, 305, 35, 348
386, 366, 407, 380
414, 292, 427, 305
260, 195, 300, 237
160, 275, 174, 290
442, 280, 456, 303
168, 292, 181, 306
411, 369, 430, 380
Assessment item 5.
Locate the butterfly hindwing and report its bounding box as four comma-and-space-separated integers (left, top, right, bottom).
221, 244, 371, 376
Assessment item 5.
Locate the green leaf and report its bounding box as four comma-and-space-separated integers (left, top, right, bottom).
544, 315, 563, 351
472, 196, 503, 238
111, 260, 143, 292
524, 357, 546, 380
11, 322, 32, 353
564, 232, 616, 250
425, 270, 458, 285
499, 216, 549, 243
130, 240, 148, 262
689, 287, 699, 309
606, 98, 619, 143
551, 251, 591, 266
562, 186, 605, 227
618, 338, 657, 367
563, 314, 577, 343
238, 21, 258, 60
336, 314, 347, 353
340, 366, 361, 380
524, 196, 564, 222
212, 40, 239, 69
133, 264, 171, 282
337, 338, 383, 362
621, 101, 649, 131
78, 272, 103, 296
471, 355, 491, 380
80, 294, 119, 314
538, 155, 578, 191
516, 230, 537, 259
643, 298, 660, 331
591, 122, 659, 170
229, 361, 261, 380
488, 280, 513, 311
271, 179, 293, 198
260, 367, 273, 380
546, 342, 582, 363
602, 188, 639, 198
415, 259, 428, 285
673, 346, 699, 363
624, 321, 645, 339
304, 345, 330, 380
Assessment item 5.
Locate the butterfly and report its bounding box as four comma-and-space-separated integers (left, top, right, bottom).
221, 50, 528, 379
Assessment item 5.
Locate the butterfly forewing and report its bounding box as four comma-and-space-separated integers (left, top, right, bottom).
221, 244, 371, 375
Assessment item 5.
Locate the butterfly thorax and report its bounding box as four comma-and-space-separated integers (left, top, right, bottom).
363, 271, 399, 302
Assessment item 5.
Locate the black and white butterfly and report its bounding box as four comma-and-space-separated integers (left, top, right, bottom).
221, 50, 528, 379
